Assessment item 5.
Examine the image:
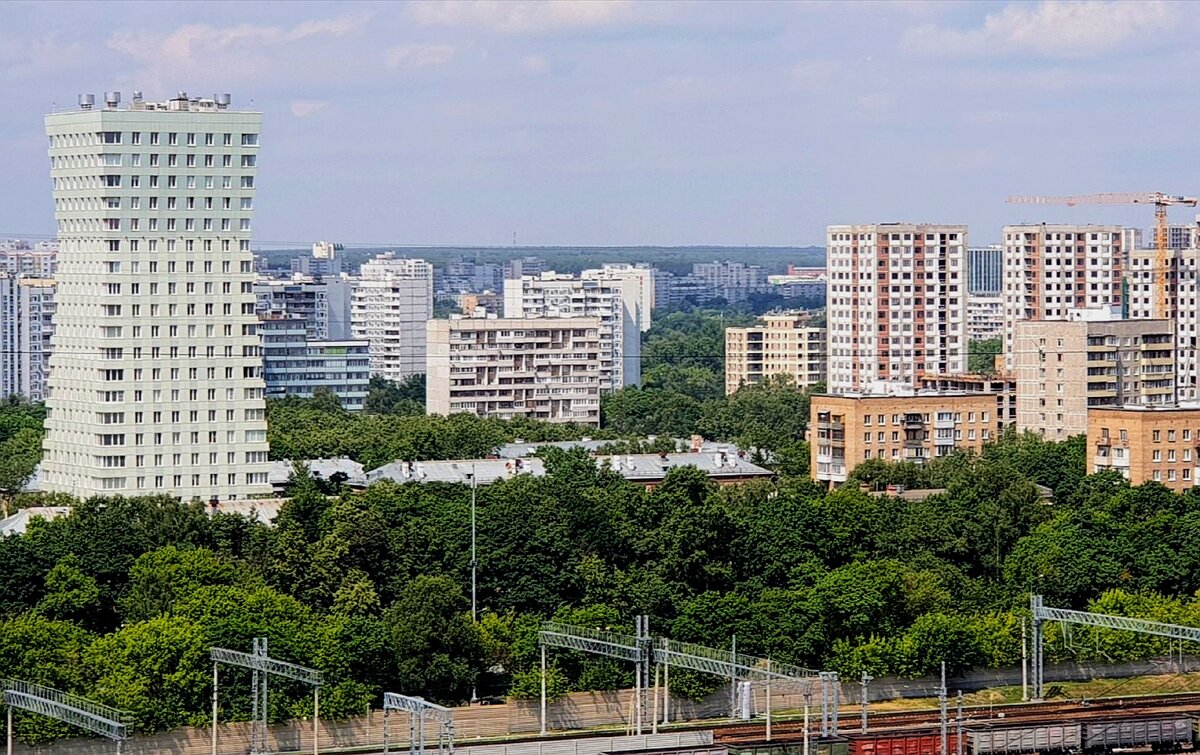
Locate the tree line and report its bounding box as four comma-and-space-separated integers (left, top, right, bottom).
5, 430, 1200, 742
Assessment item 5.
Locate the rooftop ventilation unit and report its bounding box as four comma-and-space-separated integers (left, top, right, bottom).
78, 94, 95, 110
103, 91, 120, 109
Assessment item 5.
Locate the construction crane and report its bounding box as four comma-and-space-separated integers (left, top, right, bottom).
1006, 192, 1199, 320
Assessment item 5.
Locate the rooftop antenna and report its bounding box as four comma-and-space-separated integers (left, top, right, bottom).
513, 231, 517, 246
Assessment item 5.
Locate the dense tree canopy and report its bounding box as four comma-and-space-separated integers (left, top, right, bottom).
6, 429, 1200, 744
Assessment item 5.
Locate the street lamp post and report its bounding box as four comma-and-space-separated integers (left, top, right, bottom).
469, 464, 478, 703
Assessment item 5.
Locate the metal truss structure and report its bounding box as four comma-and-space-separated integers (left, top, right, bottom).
538, 619, 838, 740
382, 693, 454, 755
1030, 594, 1200, 700
210, 637, 323, 755
2, 678, 130, 755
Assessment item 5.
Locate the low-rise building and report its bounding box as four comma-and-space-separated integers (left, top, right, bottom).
1014, 319, 1175, 439
724, 313, 826, 394
1089, 406, 1200, 492
426, 316, 603, 425
919, 372, 1017, 431
810, 392, 997, 486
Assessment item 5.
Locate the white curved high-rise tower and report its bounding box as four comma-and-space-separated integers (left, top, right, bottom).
42, 91, 271, 500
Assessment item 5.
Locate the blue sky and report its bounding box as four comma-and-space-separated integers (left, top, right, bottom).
0, 0, 1195, 247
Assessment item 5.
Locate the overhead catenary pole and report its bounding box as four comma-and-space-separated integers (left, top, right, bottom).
765, 659, 772, 742
211, 663, 219, 755
469, 466, 478, 704
634, 616, 642, 736
939, 662, 948, 755
728, 635, 737, 718
662, 638, 670, 726
651, 663, 659, 736
540, 644, 547, 735
8, 703, 13, 755
860, 672, 872, 734
803, 687, 811, 755
313, 686, 319, 755
955, 691, 964, 755
1021, 618, 1028, 702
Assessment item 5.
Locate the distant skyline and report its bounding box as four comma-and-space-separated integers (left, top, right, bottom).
1, 0, 1197, 247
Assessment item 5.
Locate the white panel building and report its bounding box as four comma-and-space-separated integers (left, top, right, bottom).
42, 91, 271, 500
350, 253, 433, 382
426, 316, 603, 425
826, 223, 968, 394
503, 272, 638, 389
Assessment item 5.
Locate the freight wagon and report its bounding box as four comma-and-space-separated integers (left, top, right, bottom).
845, 732, 961, 755
1082, 716, 1194, 753
725, 736, 850, 755
966, 723, 1081, 755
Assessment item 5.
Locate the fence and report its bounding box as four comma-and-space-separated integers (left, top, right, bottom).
11, 656, 1197, 755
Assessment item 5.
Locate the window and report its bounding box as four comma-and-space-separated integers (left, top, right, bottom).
241, 133, 258, 146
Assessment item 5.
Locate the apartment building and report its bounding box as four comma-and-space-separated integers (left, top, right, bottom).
259, 314, 369, 410
42, 91, 271, 500
254, 276, 354, 341
967, 295, 1004, 340
350, 253, 433, 382
1128, 245, 1200, 399
919, 372, 1016, 431
1002, 224, 1125, 369
503, 272, 638, 389
724, 313, 826, 394
811, 392, 997, 486
1090, 406, 1200, 492
426, 316, 603, 425
0, 244, 57, 277
826, 223, 968, 393
583, 263, 655, 332
0, 277, 55, 401
1014, 319, 1175, 439
691, 260, 768, 303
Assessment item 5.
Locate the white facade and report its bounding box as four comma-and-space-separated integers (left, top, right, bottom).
503, 272, 638, 389
1129, 246, 1200, 399
42, 91, 271, 500
1001, 224, 1125, 370
826, 223, 968, 394
426, 316, 603, 425
691, 260, 767, 303
255, 276, 354, 341
350, 253, 433, 382
0, 277, 56, 401
582, 264, 655, 332
967, 295, 1004, 341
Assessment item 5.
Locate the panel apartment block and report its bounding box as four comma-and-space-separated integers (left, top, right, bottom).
1014, 319, 1175, 440
43, 91, 270, 499
811, 392, 996, 486
724, 313, 826, 395
426, 316, 603, 425
1002, 224, 1124, 369
826, 224, 967, 393
350, 253, 433, 382
503, 273, 635, 389
0, 276, 56, 401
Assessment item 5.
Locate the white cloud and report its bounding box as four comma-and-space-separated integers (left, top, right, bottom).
520, 54, 551, 75
290, 100, 329, 118
106, 13, 370, 88
408, 0, 638, 33
902, 0, 1175, 58
384, 44, 456, 70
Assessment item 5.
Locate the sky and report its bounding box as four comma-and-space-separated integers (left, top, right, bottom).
1, 0, 1197, 248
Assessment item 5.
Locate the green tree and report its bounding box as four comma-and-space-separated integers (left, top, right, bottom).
36, 555, 102, 629
968, 338, 1001, 374
119, 546, 247, 623
384, 575, 484, 704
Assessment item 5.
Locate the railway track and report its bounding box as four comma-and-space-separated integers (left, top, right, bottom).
713, 693, 1200, 744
